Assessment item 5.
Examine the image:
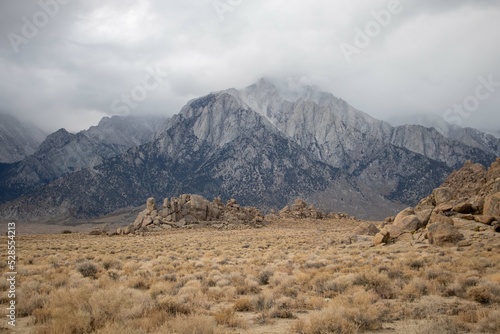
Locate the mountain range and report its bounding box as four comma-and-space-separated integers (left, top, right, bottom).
0, 116, 165, 204
0, 113, 47, 163
0, 79, 499, 223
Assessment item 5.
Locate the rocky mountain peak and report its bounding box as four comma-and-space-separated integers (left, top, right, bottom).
1, 80, 499, 224
36, 128, 74, 153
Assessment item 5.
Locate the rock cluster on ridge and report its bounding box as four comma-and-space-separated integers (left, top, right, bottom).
278, 199, 324, 219
112, 194, 265, 235
276, 198, 358, 221
373, 158, 500, 246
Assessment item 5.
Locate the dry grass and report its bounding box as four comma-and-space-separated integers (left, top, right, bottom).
1, 217, 499, 333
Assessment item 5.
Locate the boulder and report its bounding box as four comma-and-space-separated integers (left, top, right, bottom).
163, 198, 170, 209
474, 215, 496, 225
187, 195, 210, 221
429, 213, 454, 226
435, 203, 453, 213
492, 178, 500, 193
395, 215, 424, 232
373, 231, 390, 245
141, 216, 153, 228
124, 226, 133, 235
394, 215, 424, 232
483, 192, 500, 217
133, 213, 144, 229
181, 215, 198, 224
469, 196, 484, 214
393, 207, 415, 225
160, 208, 171, 218
384, 216, 395, 223
179, 194, 190, 207
146, 197, 156, 212
381, 225, 405, 238
354, 222, 380, 236
415, 209, 433, 226
433, 187, 453, 205
427, 223, 464, 246
452, 202, 473, 214
416, 195, 435, 209
456, 214, 475, 221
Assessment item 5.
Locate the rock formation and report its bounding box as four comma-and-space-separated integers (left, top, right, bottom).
114, 194, 265, 235
374, 158, 500, 246
275, 198, 359, 223
278, 199, 325, 219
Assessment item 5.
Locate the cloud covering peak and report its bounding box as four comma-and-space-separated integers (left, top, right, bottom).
1, 0, 499, 133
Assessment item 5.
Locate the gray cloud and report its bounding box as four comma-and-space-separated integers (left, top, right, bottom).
1, 0, 499, 133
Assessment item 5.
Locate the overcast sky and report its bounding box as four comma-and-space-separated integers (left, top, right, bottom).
1, 0, 499, 133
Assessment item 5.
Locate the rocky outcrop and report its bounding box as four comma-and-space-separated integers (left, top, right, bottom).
278, 199, 325, 219
374, 159, 500, 246
116, 194, 265, 235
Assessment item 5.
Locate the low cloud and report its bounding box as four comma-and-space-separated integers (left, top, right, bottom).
0, 0, 499, 133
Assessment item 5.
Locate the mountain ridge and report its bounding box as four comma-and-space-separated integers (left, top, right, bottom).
0, 115, 166, 204
0, 113, 47, 163
0, 79, 498, 222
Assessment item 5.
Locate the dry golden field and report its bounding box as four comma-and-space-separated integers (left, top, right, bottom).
1, 217, 500, 334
